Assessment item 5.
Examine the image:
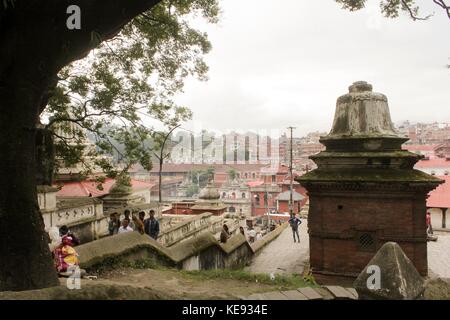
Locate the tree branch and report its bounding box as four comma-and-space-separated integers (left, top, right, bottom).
433, 0, 450, 19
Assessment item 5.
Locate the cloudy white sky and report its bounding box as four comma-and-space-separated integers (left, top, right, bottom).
173, 0, 450, 137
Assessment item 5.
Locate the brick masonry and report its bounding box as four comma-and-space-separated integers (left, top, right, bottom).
308, 190, 429, 276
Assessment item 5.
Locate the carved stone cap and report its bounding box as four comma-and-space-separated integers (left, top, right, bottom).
328, 81, 398, 138
349, 81, 373, 93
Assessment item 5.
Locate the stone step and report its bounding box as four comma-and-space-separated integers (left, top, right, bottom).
280, 290, 308, 300
345, 287, 359, 299
260, 291, 289, 300
324, 285, 357, 300
245, 293, 265, 300
243, 286, 357, 300
297, 287, 323, 300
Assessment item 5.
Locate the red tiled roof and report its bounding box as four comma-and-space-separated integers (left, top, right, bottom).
415, 158, 450, 169
149, 163, 268, 173
55, 178, 155, 197
260, 164, 289, 174
427, 176, 450, 209
246, 180, 264, 187
402, 144, 439, 152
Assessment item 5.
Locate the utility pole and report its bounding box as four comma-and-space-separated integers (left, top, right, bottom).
287, 126, 296, 216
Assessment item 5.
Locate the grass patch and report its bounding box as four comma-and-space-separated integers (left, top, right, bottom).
179, 269, 318, 290
88, 257, 167, 275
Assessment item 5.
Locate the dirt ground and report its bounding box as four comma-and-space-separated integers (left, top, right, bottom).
90, 268, 286, 300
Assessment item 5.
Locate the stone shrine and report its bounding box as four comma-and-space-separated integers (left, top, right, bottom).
298, 81, 443, 277
191, 183, 227, 216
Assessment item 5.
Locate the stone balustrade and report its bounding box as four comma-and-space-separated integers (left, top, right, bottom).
157, 212, 219, 247
76, 230, 254, 271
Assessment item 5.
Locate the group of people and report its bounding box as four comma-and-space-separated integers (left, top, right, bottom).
219, 224, 264, 244
108, 209, 160, 240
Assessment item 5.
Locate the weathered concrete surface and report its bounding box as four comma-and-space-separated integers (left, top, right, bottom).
77, 231, 175, 269
244, 286, 358, 300
77, 229, 254, 271
250, 222, 288, 252
246, 220, 308, 275
354, 242, 425, 300
424, 278, 450, 300
428, 232, 450, 279
0, 281, 174, 300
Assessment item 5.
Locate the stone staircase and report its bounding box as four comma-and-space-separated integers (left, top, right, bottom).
243, 285, 358, 300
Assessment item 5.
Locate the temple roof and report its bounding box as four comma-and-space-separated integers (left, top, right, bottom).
427, 176, 450, 209
276, 191, 305, 201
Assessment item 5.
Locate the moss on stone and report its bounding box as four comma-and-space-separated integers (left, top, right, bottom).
311, 150, 419, 159
297, 168, 443, 184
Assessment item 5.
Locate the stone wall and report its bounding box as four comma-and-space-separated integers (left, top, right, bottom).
308, 191, 429, 277
40, 193, 105, 243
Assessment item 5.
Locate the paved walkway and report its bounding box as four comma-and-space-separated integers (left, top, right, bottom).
428, 232, 450, 279
246, 220, 450, 279
246, 219, 309, 275
244, 286, 358, 300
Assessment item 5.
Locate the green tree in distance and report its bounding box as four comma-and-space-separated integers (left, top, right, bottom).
44, 0, 220, 182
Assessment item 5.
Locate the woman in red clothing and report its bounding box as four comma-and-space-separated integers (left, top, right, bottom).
426, 211, 433, 235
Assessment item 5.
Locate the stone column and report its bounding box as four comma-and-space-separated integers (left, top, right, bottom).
443, 208, 447, 229
298, 81, 443, 277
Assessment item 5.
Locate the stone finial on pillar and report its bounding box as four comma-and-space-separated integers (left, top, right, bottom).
297, 81, 443, 278
354, 242, 425, 300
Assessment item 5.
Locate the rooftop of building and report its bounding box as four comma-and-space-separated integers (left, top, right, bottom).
415, 157, 450, 169
276, 190, 305, 201
427, 176, 450, 209
149, 163, 269, 174
402, 144, 441, 152
55, 178, 155, 197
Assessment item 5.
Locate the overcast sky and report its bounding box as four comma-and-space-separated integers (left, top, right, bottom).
172, 0, 450, 137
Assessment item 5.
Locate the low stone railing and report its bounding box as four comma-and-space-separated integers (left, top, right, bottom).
74, 213, 287, 272
251, 222, 289, 253
76, 230, 254, 272
157, 212, 216, 247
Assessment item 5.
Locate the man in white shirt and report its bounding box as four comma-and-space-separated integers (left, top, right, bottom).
118, 219, 134, 234
247, 228, 256, 243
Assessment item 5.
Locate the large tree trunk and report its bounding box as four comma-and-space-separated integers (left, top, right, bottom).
0, 72, 60, 291
0, 0, 161, 291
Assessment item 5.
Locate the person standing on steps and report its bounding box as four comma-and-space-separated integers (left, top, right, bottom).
220, 223, 231, 243
426, 211, 433, 235
289, 213, 302, 243
144, 210, 160, 240
118, 219, 134, 234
